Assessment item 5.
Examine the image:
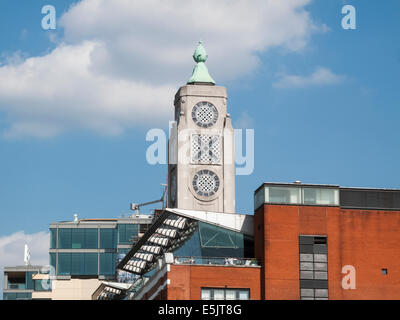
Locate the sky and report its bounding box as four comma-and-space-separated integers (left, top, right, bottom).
0, 0, 399, 298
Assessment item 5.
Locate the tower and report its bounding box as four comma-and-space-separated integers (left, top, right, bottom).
168, 42, 235, 213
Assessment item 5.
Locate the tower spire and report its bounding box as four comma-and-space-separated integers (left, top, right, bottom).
187, 41, 215, 85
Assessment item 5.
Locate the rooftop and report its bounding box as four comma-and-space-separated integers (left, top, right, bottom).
255, 182, 400, 211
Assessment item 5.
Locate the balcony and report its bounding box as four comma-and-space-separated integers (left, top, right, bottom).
7, 283, 26, 290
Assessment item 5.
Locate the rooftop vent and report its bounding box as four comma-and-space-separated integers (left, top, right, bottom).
73, 214, 78, 222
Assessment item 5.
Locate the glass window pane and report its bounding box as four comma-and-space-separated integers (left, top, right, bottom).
85, 228, 98, 249
303, 188, 338, 205
16, 292, 31, 300
213, 289, 224, 300
50, 228, 57, 249
100, 229, 116, 249
71, 229, 84, 249
58, 229, 72, 249
100, 253, 115, 276
84, 253, 98, 275
58, 253, 71, 275
71, 253, 85, 275
126, 224, 138, 243
26, 272, 34, 290
239, 290, 249, 300
254, 187, 265, 210
34, 279, 48, 291
201, 289, 211, 300
50, 253, 56, 272
267, 187, 301, 204
4, 293, 16, 300
199, 222, 243, 249
225, 289, 236, 300
118, 224, 126, 244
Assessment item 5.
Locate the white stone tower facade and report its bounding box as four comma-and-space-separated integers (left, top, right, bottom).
168, 42, 235, 213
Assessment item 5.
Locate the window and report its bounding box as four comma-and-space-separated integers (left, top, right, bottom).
118, 224, 138, 245
71, 253, 85, 275
34, 279, 51, 291
57, 253, 98, 276
50, 228, 57, 249
58, 253, 71, 275
100, 253, 116, 276
303, 188, 338, 206
58, 229, 72, 249
49, 253, 56, 271
84, 253, 98, 275
299, 235, 328, 300
201, 288, 250, 300
191, 134, 221, 164
257, 185, 340, 208
3, 292, 32, 300
85, 228, 98, 249
25, 272, 35, 290
382, 268, 388, 275
198, 222, 242, 249
100, 229, 117, 249
54, 228, 99, 249
265, 187, 301, 205
71, 229, 84, 249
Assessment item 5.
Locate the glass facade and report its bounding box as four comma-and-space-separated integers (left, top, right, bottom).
58, 228, 72, 249
85, 229, 98, 249
174, 221, 254, 258
118, 224, 139, 244
255, 184, 339, 209
49, 224, 143, 276
56, 228, 99, 250
57, 253, 99, 276
100, 229, 117, 249
49, 221, 151, 277
100, 253, 116, 275
50, 228, 57, 249
3, 292, 32, 300
303, 188, 338, 206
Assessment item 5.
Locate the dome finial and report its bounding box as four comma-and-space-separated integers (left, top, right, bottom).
187, 41, 215, 85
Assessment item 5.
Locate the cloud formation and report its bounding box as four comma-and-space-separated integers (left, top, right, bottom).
273, 67, 346, 89
0, 0, 327, 138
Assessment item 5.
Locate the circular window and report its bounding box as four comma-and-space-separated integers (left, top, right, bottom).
192, 101, 218, 128
192, 170, 220, 197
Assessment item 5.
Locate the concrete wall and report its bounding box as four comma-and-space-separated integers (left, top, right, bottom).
254, 204, 400, 300
32, 278, 102, 300
169, 84, 235, 213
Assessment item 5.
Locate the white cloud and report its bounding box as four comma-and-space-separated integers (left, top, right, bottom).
0, 0, 327, 138
0, 41, 173, 138
0, 231, 49, 299
234, 111, 254, 129
273, 67, 346, 88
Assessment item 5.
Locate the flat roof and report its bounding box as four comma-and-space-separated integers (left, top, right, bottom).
255, 182, 400, 194
4, 265, 43, 272
255, 182, 400, 211
50, 215, 154, 226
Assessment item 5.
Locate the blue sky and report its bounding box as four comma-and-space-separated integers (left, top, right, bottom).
0, 0, 399, 286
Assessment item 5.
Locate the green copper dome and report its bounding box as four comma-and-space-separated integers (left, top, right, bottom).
187, 41, 215, 85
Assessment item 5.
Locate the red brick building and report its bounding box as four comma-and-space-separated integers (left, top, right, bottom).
93, 182, 400, 300
254, 182, 400, 300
